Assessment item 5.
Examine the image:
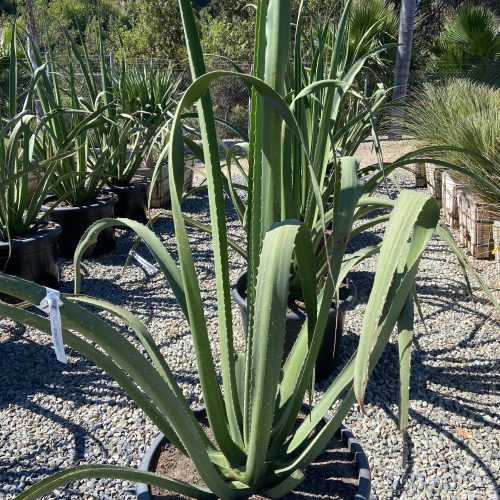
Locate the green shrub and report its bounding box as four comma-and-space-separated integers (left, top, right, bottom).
406, 78, 500, 208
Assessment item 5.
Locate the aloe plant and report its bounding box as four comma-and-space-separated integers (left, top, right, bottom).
0, 1, 451, 498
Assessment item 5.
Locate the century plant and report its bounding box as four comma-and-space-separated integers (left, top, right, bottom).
0, 0, 496, 498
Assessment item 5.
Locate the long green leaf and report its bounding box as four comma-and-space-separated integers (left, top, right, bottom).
354, 192, 440, 408
15, 465, 215, 499
245, 221, 316, 486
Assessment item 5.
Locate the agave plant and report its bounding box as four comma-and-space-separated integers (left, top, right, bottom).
114, 62, 181, 130
170, 0, 394, 296
65, 28, 162, 186
0, 23, 31, 116
0, 0, 451, 498
23, 32, 113, 206
112, 61, 181, 180
0, 112, 62, 241
172, 0, 498, 299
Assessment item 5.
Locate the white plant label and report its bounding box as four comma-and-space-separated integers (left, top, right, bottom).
129, 250, 159, 276
38, 288, 67, 364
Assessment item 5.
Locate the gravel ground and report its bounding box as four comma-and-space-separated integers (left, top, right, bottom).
1, 141, 499, 499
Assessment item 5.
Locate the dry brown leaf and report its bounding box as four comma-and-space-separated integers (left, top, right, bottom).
455, 427, 474, 440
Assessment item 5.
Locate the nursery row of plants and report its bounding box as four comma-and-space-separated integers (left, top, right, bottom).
0, 0, 498, 498
407, 78, 499, 266
0, 21, 184, 285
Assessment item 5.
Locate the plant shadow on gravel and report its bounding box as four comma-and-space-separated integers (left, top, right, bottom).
0, 325, 120, 485
329, 226, 497, 494
325, 313, 499, 494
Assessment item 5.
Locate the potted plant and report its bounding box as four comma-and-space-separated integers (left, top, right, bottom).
0, 0, 443, 497
115, 64, 197, 208
0, 30, 67, 295
102, 116, 153, 224
27, 37, 118, 259
69, 33, 167, 223
0, 177, 440, 498
116, 63, 183, 207
0, 113, 62, 295
171, 0, 392, 381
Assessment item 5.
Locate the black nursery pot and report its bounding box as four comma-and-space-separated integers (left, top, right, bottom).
108, 176, 150, 224
232, 271, 357, 382
0, 223, 61, 301
136, 405, 371, 499
42, 193, 117, 259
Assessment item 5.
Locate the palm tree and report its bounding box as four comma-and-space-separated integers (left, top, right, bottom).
430, 4, 500, 86
347, 0, 398, 96
389, 0, 417, 139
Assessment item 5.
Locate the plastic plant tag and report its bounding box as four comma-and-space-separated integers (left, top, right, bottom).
38, 288, 67, 364
129, 250, 159, 276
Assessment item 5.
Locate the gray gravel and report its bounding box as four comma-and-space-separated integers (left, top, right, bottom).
0, 166, 499, 499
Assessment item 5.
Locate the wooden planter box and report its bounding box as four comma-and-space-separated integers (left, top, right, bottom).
456, 189, 496, 260
457, 189, 468, 247
493, 221, 500, 274
137, 157, 195, 208
410, 162, 427, 188
425, 163, 445, 206
442, 171, 465, 230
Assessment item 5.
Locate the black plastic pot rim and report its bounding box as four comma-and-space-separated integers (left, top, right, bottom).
108, 176, 150, 190
42, 192, 117, 212
232, 270, 357, 317
136, 404, 371, 500
0, 222, 62, 251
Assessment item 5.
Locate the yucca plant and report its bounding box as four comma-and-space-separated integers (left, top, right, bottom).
0, 0, 456, 498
